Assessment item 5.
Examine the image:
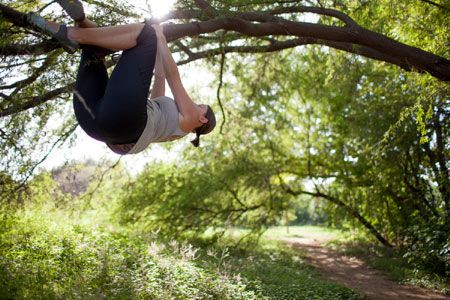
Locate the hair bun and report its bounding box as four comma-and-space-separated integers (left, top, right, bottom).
190, 133, 200, 147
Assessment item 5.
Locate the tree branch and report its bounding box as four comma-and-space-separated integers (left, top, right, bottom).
0, 83, 75, 118
14, 123, 78, 192
0, 41, 60, 56
0, 3, 28, 28
217, 51, 226, 134
163, 15, 450, 80
0, 52, 58, 91
283, 184, 393, 247
193, 0, 218, 18
419, 0, 449, 10
0, 3, 449, 81
178, 38, 413, 71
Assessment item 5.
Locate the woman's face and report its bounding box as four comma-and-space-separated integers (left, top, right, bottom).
191, 104, 209, 133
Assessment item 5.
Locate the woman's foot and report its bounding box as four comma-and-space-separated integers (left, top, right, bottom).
55, 0, 85, 22
26, 13, 79, 53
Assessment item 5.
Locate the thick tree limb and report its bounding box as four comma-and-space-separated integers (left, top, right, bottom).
162, 16, 450, 80
1, 3, 449, 80
0, 3, 28, 27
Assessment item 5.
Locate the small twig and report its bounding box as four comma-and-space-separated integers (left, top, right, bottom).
419, 0, 449, 10
38, 1, 56, 13
14, 123, 78, 192
174, 40, 194, 58
80, 158, 122, 203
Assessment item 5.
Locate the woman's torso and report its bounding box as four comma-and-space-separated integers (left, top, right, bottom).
108, 96, 188, 154
151, 96, 188, 142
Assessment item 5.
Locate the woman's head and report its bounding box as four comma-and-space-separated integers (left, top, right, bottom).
191, 105, 216, 147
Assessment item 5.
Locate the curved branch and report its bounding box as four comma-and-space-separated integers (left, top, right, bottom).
217, 51, 226, 134
164, 16, 450, 81
0, 83, 75, 118
247, 6, 357, 27
284, 185, 393, 247
1, 3, 449, 80
178, 38, 413, 71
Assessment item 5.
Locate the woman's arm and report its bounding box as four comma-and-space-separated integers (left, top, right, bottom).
150, 49, 165, 99
152, 24, 200, 131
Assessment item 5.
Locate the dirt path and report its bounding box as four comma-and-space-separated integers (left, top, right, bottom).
280, 234, 449, 300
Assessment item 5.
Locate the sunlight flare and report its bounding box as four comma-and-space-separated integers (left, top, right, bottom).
140, 0, 175, 18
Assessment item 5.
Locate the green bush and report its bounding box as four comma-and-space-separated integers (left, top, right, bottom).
0, 213, 255, 299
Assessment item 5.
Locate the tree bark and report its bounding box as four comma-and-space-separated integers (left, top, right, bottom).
1, 3, 449, 81
163, 17, 450, 81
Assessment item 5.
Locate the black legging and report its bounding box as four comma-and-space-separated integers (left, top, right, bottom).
73, 23, 157, 144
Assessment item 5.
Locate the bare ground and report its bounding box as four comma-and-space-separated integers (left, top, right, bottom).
280, 234, 450, 300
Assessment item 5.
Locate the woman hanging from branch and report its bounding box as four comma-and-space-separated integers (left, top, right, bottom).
26, 0, 216, 155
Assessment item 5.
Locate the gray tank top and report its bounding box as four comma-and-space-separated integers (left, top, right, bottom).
126, 96, 188, 154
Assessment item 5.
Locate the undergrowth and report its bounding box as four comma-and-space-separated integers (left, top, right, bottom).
0, 208, 362, 299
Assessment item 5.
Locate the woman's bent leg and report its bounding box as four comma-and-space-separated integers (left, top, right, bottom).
68, 23, 145, 50
73, 50, 109, 141
96, 23, 157, 144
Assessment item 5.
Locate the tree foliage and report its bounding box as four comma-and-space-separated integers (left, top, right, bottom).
119, 47, 448, 275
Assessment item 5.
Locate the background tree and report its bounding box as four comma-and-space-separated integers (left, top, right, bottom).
117, 44, 448, 273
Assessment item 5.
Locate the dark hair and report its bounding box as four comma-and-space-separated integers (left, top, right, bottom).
191, 105, 216, 147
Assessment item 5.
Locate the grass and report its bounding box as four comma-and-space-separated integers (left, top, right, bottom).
0, 207, 363, 300
220, 241, 363, 300
0, 211, 255, 300
5, 207, 447, 299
